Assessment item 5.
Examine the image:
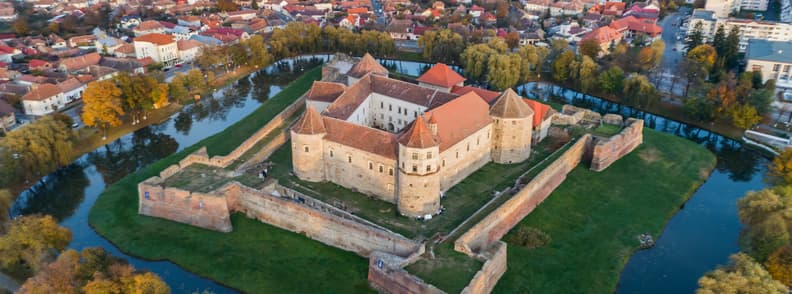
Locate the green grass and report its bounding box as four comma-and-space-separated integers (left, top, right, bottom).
161, 164, 265, 193
268, 138, 563, 239
493, 129, 717, 294
88, 68, 375, 293
405, 243, 483, 293
590, 124, 623, 137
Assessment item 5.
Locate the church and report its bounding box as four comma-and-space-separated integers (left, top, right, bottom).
291, 54, 554, 217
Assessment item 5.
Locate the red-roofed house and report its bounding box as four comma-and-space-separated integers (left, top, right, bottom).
609, 16, 662, 41
59, 52, 102, 73
523, 99, 553, 142
22, 83, 65, 116
134, 20, 167, 36
417, 63, 466, 92
581, 26, 623, 54
0, 45, 20, 63
29, 59, 52, 71
134, 33, 178, 67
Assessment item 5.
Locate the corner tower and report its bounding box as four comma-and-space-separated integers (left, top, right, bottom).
397, 116, 441, 217
490, 89, 533, 164
290, 106, 326, 182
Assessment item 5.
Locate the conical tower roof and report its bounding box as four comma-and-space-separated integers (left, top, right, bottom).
490, 88, 534, 119
347, 53, 388, 78
292, 106, 326, 134
399, 116, 438, 148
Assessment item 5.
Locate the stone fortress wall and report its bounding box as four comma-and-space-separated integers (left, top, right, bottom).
372, 109, 644, 294
137, 88, 644, 293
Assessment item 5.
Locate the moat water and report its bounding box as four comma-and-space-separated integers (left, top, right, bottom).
8, 57, 768, 293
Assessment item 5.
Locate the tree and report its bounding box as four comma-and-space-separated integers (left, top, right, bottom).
686, 22, 704, 51
684, 95, 716, 122
623, 74, 659, 108
578, 56, 598, 93
251, 0, 258, 9
0, 116, 76, 181
730, 104, 762, 129
0, 189, 11, 229
697, 253, 788, 294
461, 42, 499, 80
486, 53, 521, 90
505, 31, 520, 50
578, 39, 601, 59
82, 80, 124, 140
0, 215, 72, 274
418, 29, 465, 64
766, 245, 792, 287
770, 150, 792, 185
599, 66, 625, 97
244, 35, 273, 68
13, 18, 29, 35
552, 51, 575, 82
169, 75, 188, 100
517, 44, 547, 81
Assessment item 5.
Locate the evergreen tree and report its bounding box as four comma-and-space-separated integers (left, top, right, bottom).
685, 22, 704, 51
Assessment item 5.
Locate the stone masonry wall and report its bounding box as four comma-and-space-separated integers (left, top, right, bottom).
455, 135, 593, 255
138, 183, 233, 232
590, 118, 643, 172
461, 241, 507, 294
231, 183, 420, 257
368, 252, 446, 294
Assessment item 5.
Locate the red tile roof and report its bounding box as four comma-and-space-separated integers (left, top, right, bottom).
22, 83, 61, 101
522, 99, 551, 127
347, 53, 388, 78
134, 33, 176, 45
59, 52, 101, 71
490, 89, 533, 119
425, 92, 492, 151
398, 115, 438, 148
305, 81, 346, 103
323, 116, 398, 159
450, 85, 500, 104
292, 106, 326, 134
417, 63, 465, 88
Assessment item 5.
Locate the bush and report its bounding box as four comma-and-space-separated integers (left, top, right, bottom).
766, 245, 792, 287
507, 227, 551, 249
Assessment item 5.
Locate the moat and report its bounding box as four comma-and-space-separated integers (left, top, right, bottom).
9, 56, 768, 293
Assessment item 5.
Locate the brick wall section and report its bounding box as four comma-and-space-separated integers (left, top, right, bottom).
138, 183, 233, 232
368, 252, 446, 294
455, 135, 594, 255
590, 118, 643, 172
231, 183, 420, 257
461, 241, 507, 294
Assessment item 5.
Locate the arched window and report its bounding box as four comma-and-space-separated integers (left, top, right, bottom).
304, 146, 309, 153
329, 149, 334, 157
379, 165, 384, 173
348, 155, 352, 163
389, 168, 394, 176
369, 162, 373, 170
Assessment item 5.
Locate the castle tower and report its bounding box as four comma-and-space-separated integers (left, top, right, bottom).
396, 116, 441, 217
290, 106, 326, 182
490, 89, 534, 164
346, 53, 389, 85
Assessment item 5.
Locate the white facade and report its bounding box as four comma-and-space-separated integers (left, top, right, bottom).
178, 46, 200, 63
689, 11, 792, 52
704, 0, 739, 18
134, 39, 179, 67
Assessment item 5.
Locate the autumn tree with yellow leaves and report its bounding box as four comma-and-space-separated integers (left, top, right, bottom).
81, 80, 124, 140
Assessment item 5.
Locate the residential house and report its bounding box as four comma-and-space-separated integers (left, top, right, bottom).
133, 20, 167, 36
623, 2, 660, 19
68, 35, 97, 48
386, 19, 415, 40
746, 39, 792, 90
120, 15, 142, 29
134, 33, 178, 67
0, 99, 15, 132
177, 15, 203, 27
177, 39, 202, 63
581, 26, 622, 54
57, 78, 85, 103
59, 52, 102, 73
100, 57, 147, 74
550, 0, 585, 16
0, 45, 20, 63
169, 25, 197, 40
29, 59, 53, 71
21, 84, 65, 116
610, 16, 662, 41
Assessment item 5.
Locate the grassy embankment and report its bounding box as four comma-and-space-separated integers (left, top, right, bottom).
493, 129, 716, 293
89, 68, 376, 293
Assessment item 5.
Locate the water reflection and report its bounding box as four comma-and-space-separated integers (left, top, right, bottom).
12, 163, 89, 221
89, 126, 179, 185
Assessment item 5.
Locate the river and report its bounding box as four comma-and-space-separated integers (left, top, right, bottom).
8, 57, 768, 293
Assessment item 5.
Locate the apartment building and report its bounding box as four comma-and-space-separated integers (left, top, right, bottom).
745, 39, 792, 90
689, 9, 792, 52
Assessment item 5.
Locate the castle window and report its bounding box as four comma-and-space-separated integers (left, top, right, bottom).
442, 160, 445, 167
456, 152, 459, 158
412, 165, 418, 172
402, 162, 405, 169
330, 150, 334, 157
414, 111, 418, 117
477, 137, 480, 145
369, 162, 373, 170
389, 168, 394, 176
348, 155, 352, 163
380, 114, 384, 119
389, 104, 392, 111
412, 153, 418, 160
381, 101, 384, 108
426, 152, 432, 159
466, 143, 470, 151
512, 136, 516, 139
512, 121, 516, 125
379, 165, 384, 173
426, 165, 431, 171
487, 131, 490, 138
304, 146, 309, 153
398, 106, 401, 113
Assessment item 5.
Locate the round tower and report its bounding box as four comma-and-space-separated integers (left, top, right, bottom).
490, 89, 534, 164
396, 116, 441, 217
290, 106, 326, 182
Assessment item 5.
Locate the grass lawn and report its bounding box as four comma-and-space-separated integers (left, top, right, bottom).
88, 68, 375, 293
268, 138, 563, 239
590, 124, 623, 137
161, 164, 265, 193
493, 129, 716, 293
405, 243, 483, 293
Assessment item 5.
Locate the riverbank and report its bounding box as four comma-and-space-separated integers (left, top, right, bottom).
87, 68, 378, 293
493, 129, 717, 293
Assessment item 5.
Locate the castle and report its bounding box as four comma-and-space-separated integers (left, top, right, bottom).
291, 54, 553, 217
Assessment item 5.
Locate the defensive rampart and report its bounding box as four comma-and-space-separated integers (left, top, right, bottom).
460, 241, 507, 294
590, 118, 643, 172
368, 251, 445, 294
454, 135, 593, 254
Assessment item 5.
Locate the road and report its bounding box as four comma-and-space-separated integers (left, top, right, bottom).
370, 0, 387, 25
654, 7, 691, 98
